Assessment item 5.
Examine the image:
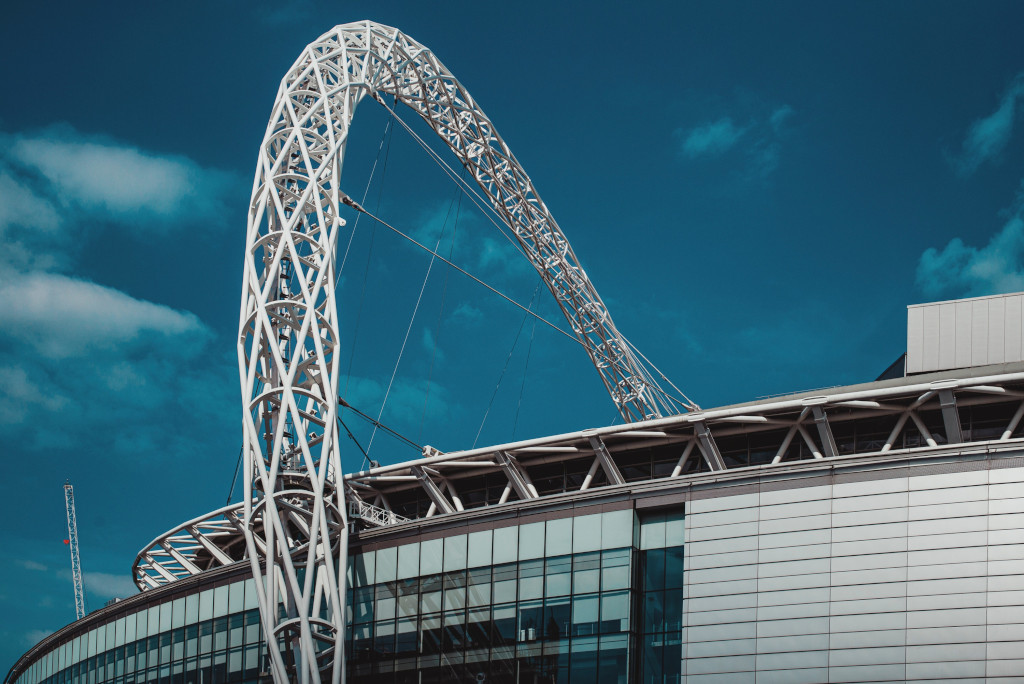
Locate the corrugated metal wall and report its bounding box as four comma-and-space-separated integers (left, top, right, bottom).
907, 292, 1024, 374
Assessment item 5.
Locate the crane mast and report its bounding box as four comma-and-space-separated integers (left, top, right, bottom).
64, 481, 86, 621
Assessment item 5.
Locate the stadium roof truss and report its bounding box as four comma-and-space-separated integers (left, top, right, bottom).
136, 368, 1024, 590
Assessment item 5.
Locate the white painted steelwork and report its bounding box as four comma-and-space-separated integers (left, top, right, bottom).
140, 367, 1024, 592
239, 20, 698, 683
63, 482, 85, 621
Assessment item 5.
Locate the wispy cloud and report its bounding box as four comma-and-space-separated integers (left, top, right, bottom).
0, 272, 207, 359
954, 74, 1024, 176
3, 126, 237, 228
675, 104, 795, 177
83, 572, 138, 600
16, 560, 47, 572
23, 629, 53, 647
0, 124, 234, 459
917, 198, 1024, 297
680, 117, 747, 158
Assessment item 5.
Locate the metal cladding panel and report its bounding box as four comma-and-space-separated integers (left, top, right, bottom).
907, 292, 1024, 373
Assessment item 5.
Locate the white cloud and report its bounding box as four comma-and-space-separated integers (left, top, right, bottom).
452, 302, 483, 322
83, 572, 138, 600
680, 117, 747, 158
23, 629, 53, 647
17, 560, 47, 572
5, 126, 236, 226
956, 74, 1024, 176
917, 203, 1024, 297
675, 104, 794, 177
0, 271, 208, 359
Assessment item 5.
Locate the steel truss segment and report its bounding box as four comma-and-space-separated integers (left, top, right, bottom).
140, 372, 1024, 598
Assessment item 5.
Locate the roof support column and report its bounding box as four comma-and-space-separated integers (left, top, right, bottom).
588, 436, 625, 485
694, 421, 726, 471
938, 389, 964, 444
411, 466, 456, 515
811, 406, 839, 459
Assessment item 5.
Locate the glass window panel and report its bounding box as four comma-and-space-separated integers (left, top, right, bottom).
228, 581, 244, 614
665, 510, 684, 547
353, 586, 374, 624
601, 510, 634, 549
600, 591, 629, 633
519, 522, 545, 560
443, 571, 467, 612
442, 612, 465, 653
397, 578, 420, 618
395, 617, 418, 657
354, 551, 375, 587
397, 542, 419, 580
492, 526, 518, 564
147, 606, 160, 636
376, 582, 397, 621
169, 597, 185, 630
573, 552, 601, 594
213, 585, 229, 617
597, 634, 629, 684
374, 620, 396, 659
443, 535, 468, 572
420, 615, 442, 655
183, 593, 198, 626
664, 589, 684, 633
126, 612, 138, 643
644, 548, 667, 591
602, 549, 631, 591
466, 606, 491, 650
421, 538, 443, 575
546, 518, 572, 557
420, 574, 443, 615
517, 600, 544, 643
640, 512, 667, 550
665, 546, 684, 590
467, 567, 491, 607
198, 589, 214, 622
96, 625, 106, 654
492, 563, 517, 604
243, 579, 259, 611
572, 594, 600, 637
573, 514, 602, 554
105, 621, 114, 650
376, 546, 398, 583
545, 596, 572, 639
467, 530, 493, 568
492, 603, 518, 647
545, 556, 572, 597
519, 559, 545, 600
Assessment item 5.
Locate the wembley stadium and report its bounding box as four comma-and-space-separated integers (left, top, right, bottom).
8, 20, 1024, 684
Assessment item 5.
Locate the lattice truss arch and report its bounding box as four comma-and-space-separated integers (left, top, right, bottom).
239, 20, 699, 683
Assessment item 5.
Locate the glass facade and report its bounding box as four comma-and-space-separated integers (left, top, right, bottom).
11, 579, 263, 684
345, 509, 647, 684
11, 458, 1024, 684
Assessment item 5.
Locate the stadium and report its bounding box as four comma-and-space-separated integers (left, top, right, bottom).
8, 20, 1024, 684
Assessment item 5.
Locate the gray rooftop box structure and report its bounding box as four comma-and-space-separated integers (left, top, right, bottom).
907, 291, 1024, 374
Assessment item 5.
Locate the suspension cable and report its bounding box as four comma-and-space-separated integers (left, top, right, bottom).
420, 182, 464, 442
473, 281, 542, 448
512, 313, 538, 440
341, 194, 580, 347
337, 110, 396, 288
225, 445, 243, 506
366, 189, 451, 456
344, 114, 396, 398
373, 96, 529, 261
339, 397, 423, 452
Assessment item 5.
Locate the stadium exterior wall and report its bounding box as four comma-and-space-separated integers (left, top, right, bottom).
8, 440, 1024, 683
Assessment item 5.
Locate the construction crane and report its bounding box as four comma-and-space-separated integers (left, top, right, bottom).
63, 480, 86, 620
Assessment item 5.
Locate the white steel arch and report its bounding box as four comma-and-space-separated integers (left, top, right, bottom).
239, 20, 694, 683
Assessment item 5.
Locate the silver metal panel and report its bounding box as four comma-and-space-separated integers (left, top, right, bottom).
972, 299, 990, 366
956, 300, 974, 369
907, 292, 1024, 372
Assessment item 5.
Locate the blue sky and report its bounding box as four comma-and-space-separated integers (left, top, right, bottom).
2, 0, 1024, 671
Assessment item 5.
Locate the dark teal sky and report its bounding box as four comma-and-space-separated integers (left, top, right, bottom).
2, 0, 1024, 670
